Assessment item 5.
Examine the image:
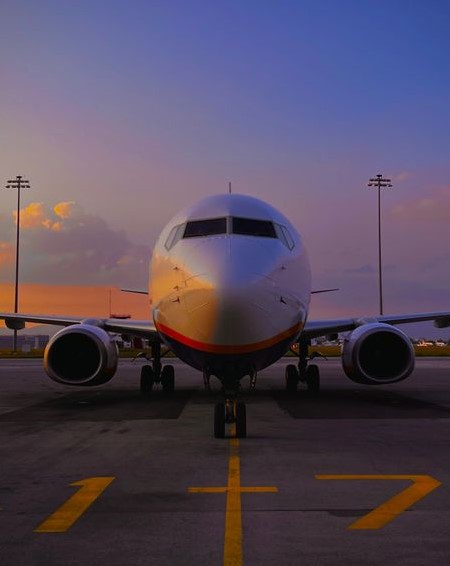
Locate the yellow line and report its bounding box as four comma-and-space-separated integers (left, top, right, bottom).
315, 474, 441, 529
188, 421, 277, 566
189, 487, 277, 494
241, 487, 278, 493
224, 437, 242, 566
189, 487, 227, 493
35, 477, 115, 533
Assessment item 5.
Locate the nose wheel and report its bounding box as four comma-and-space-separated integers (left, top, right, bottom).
214, 399, 247, 439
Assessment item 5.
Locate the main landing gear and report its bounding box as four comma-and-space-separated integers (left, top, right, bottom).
214, 377, 247, 439
140, 342, 175, 395
285, 339, 321, 395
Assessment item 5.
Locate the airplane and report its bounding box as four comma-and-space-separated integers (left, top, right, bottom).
1, 193, 450, 438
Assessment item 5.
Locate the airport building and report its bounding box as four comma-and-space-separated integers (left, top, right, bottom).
0, 335, 50, 351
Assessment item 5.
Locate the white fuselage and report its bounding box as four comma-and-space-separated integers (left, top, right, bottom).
150, 194, 311, 380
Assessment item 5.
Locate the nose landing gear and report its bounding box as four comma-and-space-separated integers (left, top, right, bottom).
214, 374, 247, 439
214, 399, 247, 439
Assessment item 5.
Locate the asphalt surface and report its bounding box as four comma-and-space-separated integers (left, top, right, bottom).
1, 357, 450, 566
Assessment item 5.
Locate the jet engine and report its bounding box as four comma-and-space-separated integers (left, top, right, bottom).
342, 323, 414, 385
44, 324, 119, 386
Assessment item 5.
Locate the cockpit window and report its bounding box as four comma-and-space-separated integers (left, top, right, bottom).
183, 217, 227, 238
167, 215, 295, 250
274, 223, 295, 250
231, 217, 277, 238
165, 223, 186, 250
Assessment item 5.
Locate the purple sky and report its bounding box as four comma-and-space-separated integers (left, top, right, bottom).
1, 1, 450, 335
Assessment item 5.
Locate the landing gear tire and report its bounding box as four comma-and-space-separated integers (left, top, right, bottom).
140, 365, 155, 395
214, 402, 226, 438
285, 364, 299, 393
306, 364, 320, 395
235, 402, 247, 438
161, 365, 175, 395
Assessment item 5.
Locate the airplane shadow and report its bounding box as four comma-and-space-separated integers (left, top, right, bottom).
2, 386, 450, 423
270, 388, 450, 419
0, 389, 193, 422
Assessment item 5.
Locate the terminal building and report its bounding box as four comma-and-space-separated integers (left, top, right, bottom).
0, 335, 50, 351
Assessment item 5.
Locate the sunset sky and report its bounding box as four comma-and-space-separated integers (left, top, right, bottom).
1, 1, 450, 335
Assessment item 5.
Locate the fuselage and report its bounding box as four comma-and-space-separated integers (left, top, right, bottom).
150, 194, 311, 380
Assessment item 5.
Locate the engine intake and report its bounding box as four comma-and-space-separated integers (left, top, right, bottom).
44, 324, 118, 386
342, 323, 414, 384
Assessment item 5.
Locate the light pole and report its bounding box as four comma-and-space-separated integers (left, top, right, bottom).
5, 175, 31, 353
368, 173, 392, 316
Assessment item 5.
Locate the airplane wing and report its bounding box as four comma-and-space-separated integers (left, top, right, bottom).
0, 312, 160, 342
303, 311, 450, 339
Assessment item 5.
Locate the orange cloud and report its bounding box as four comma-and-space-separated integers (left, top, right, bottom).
54, 201, 82, 219
14, 202, 61, 231
5, 200, 150, 287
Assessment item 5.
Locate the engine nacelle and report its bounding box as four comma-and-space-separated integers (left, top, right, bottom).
44, 324, 119, 386
342, 323, 415, 385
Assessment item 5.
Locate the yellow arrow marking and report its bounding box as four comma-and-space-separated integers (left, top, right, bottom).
189, 424, 277, 566
315, 474, 441, 529
35, 477, 115, 533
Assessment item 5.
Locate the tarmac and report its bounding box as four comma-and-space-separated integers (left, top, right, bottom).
1, 357, 450, 566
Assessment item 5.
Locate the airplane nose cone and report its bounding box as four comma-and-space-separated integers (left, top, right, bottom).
183, 236, 277, 287
179, 238, 303, 346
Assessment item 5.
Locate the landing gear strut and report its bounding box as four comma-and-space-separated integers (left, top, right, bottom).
214, 399, 247, 439
285, 339, 321, 394
140, 342, 175, 395
214, 376, 247, 439
249, 369, 257, 391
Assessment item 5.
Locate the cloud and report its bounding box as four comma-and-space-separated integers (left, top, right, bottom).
54, 201, 83, 219
2, 201, 151, 287
13, 202, 61, 231
390, 187, 450, 222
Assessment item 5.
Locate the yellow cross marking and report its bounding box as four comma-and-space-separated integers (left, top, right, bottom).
316, 474, 441, 529
189, 426, 277, 566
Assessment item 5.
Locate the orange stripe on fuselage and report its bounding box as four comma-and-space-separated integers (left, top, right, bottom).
155, 321, 302, 355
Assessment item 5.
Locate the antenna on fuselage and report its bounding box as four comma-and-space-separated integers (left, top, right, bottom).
228, 181, 232, 194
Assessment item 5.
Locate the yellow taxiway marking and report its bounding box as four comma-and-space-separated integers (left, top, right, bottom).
189, 428, 277, 566
35, 477, 115, 533
316, 474, 441, 529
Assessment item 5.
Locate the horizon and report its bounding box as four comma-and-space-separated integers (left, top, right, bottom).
0, 281, 448, 340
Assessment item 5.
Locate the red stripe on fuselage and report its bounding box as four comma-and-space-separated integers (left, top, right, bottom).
155, 321, 302, 354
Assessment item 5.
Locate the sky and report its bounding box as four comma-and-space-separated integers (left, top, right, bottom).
1, 0, 450, 336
